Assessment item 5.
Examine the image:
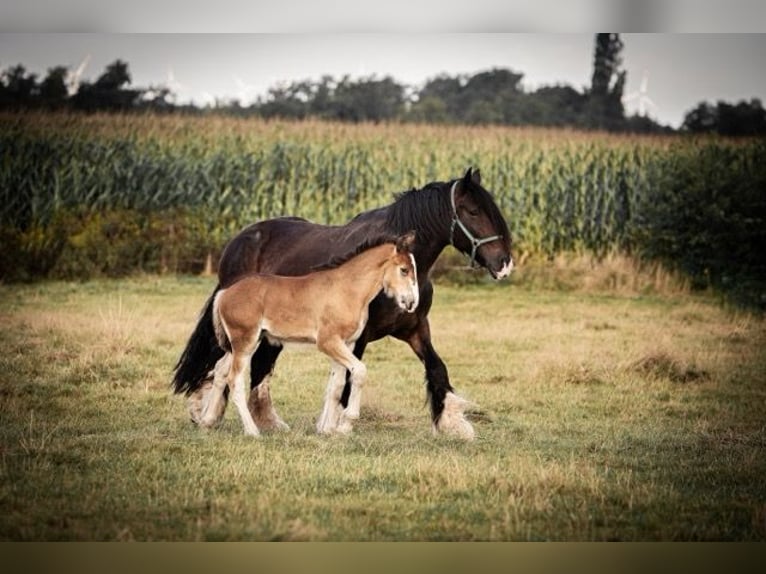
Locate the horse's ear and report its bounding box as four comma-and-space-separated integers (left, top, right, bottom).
396, 231, 416, 253
462, 167, 480, 190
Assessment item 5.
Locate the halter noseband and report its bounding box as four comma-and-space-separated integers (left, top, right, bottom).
449, 180, 503, 268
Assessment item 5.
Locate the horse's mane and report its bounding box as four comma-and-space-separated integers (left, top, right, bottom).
384, 182, 451, 239
384, 178, 511, 249
310, 234, 399, 272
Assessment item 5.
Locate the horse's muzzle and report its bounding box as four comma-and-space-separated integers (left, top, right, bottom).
490, 255, 514, 280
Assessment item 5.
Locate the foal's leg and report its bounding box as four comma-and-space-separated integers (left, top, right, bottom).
229, 347, 261, 437
246, 340, 289, 431
316, 337, 367, 435
339, 336, 367, 409
316, 361, 347, 434
198, 353, 231, 427
189, 355, 229, 426
343, 341, 366, 423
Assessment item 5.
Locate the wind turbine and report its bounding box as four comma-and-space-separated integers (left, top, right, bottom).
622, 69, 657, 117
65, 54, 90, 96
233, 75, 259, 106
164, 67, 186, 103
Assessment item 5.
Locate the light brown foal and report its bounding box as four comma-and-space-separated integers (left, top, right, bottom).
202, 232, 418, 436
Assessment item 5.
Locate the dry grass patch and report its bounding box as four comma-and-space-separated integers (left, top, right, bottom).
0, 276, 764, 540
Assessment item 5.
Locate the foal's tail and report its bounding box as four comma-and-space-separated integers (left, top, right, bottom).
171, 285, 226, 396
210, 290, 231, 352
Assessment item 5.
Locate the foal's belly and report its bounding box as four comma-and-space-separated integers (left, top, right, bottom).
260, 322, 317, 346
260, 313, 365, 348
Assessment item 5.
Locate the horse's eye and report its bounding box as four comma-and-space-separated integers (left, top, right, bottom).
467, 208, 480, 216
400, 267, 409, 276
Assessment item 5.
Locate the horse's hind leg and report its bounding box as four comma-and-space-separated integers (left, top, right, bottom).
247, 340, 289, 431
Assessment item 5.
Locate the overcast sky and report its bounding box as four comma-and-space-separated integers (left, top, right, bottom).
3, 33, 766, 127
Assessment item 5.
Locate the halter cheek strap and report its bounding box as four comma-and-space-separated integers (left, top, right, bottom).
449, 180, 503, 268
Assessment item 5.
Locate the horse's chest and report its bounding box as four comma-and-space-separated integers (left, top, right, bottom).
364, 283, 431, 341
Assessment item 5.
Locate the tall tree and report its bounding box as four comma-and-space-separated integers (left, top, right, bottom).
591, 33, 623, 97
39, 66, 69, 108
587, 33, 626, 130
95, 59, 131, 91
73, 59, 141, 111
0, 64, 38, 107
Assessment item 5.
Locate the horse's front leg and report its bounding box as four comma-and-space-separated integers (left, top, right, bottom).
403, 318, 475, 440
246, 339, 289, 431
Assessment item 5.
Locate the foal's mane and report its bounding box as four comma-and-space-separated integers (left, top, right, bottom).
310, 234, 400, 272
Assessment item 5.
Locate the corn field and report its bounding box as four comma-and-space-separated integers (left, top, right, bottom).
1, 112, 764, 307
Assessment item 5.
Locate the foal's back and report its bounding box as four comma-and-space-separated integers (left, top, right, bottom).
218, 244, 393, 346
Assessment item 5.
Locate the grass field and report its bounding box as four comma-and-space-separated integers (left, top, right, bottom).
0, 273, 764, 540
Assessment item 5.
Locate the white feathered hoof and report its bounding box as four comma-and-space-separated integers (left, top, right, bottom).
188, 380, 226, 427
248, 382, 290, 432
335, 411, 355, 435
433, 392, 476, 441
187, 388, 205, 425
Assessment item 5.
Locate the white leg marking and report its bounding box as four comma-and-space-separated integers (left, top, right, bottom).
337, 358, 367, 435
187, 381, 207, 425
230, 358, 260, 437
198, 354, 230, 427
434, 392, 476, 441
316, 362, 346, 434
344, 361, 367, 420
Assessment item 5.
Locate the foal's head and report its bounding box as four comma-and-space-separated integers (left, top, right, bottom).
382, 231, 419, 313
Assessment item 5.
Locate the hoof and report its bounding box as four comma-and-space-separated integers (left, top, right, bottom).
260, 419, 290, 432
336, 414, 354, 435
434, 393, 476, 441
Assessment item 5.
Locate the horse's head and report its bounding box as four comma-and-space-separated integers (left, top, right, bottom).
382, 231, 419, 313
449, 167, 514, 280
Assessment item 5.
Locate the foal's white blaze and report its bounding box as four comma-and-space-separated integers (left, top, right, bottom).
407, 253, 419, 312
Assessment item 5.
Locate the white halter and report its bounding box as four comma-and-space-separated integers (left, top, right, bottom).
449, 180, 503, 268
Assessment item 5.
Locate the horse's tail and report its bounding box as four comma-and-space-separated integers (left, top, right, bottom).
171, 284, 227, 396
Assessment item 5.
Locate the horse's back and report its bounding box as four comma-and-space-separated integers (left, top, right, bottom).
218, 215, 388, 286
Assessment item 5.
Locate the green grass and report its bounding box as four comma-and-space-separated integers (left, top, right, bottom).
0, 275, 764, 540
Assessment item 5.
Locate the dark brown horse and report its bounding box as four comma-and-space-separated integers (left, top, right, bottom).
173, 167, 513, 439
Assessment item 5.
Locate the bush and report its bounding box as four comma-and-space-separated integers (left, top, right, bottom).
631, 140, 766, 309
0, 208, 217, 281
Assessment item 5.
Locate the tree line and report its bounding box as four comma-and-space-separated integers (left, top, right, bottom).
2, 34, 764, 135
